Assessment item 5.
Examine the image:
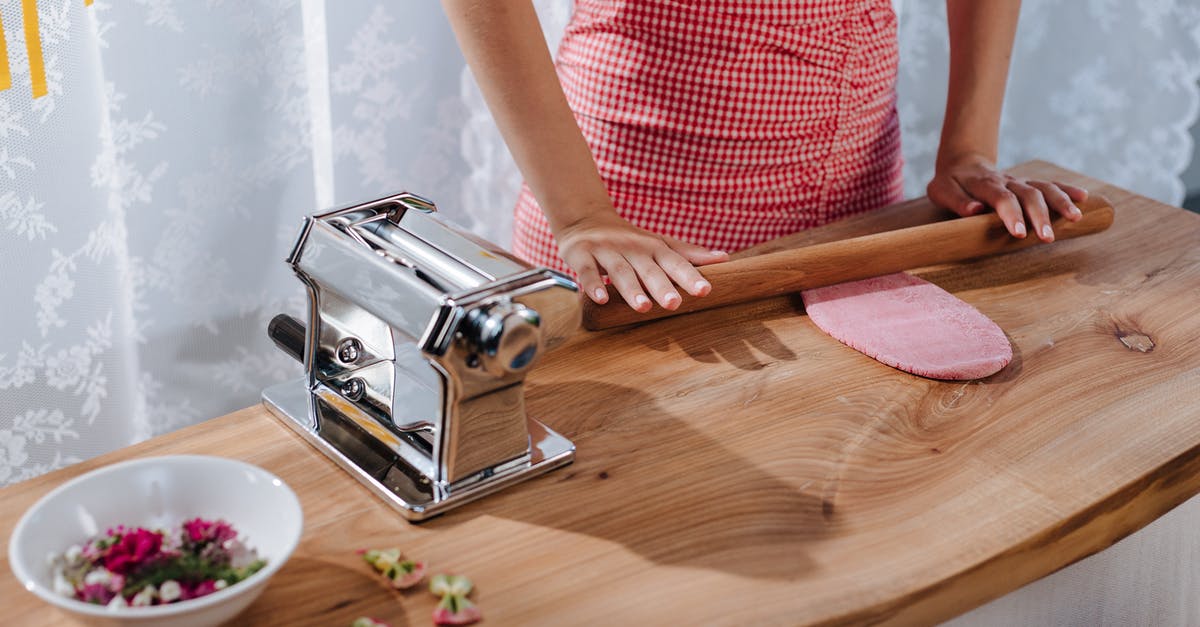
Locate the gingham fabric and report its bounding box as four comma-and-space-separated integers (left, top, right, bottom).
511, 0, 905, 273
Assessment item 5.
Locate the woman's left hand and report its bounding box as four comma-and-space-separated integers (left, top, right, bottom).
926, 153, 1089, 242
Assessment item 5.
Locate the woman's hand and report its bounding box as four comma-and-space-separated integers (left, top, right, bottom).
555, 212, 729, 312
442, 0, 718, 315
934, 2, 1088, 241
927, 153, 1089, 242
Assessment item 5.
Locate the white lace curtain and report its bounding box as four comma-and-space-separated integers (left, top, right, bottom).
0, 1, 477, 480
1, 1, 1198, 623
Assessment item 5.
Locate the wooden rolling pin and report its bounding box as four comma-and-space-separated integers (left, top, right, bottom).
582, 195, 1114, 330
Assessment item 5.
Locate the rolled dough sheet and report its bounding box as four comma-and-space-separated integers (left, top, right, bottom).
800, 272, 1012, 380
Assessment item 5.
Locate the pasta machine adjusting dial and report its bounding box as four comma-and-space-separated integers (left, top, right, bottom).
465, 303, 543, 375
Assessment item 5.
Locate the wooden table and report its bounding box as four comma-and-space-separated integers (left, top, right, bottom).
3, 161, 1199, 626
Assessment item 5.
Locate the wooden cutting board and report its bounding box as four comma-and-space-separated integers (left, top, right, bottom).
2, 161, 1199, 626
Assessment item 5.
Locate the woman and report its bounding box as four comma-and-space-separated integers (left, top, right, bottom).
441, 0, 1087, 312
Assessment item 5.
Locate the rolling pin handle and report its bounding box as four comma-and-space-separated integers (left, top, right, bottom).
268, 314, 307, 364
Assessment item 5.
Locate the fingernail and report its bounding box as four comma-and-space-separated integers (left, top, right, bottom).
1041, 224, 1053, 239
634, 295, 651, 309
593, 287, 607, 301
694, 280, 711, 295
1014, 222, 1026, 237
664, 292, 681, 309
710, 250, 726, 256
1071, 206, 1082, 216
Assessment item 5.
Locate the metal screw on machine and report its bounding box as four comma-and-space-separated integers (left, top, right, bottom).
340, 378, 366, 401
336, 338, 362, 364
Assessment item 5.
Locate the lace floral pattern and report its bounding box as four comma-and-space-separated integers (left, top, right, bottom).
0, 1, 470, 483
896, 0, 1200, 204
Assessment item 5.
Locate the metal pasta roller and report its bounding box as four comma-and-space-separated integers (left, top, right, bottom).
261, 192, 579, 520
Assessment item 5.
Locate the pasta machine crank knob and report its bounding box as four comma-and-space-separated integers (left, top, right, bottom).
465, 303, 543, 375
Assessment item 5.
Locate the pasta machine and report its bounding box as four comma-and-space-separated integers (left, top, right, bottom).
262, 192, 580, 520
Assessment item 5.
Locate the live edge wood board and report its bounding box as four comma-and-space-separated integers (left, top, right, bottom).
3, 161, 1200, 626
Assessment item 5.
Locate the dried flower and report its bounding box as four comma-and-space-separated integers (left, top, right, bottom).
102, 528, 164, 575
82, 568, 124, 594
51, 518, 266, 607
64, 545, 83, 563
182, 518, 237, 547
130, 585, 157, 607
183, 579, 219, 600
159, 580, 182, 603
52, 571, 75, 597
78, 583, 114, 605
225, 538, 258, 569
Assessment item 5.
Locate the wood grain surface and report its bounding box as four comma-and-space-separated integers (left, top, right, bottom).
582, 194, 1115, 330
3, 161, 1200, 626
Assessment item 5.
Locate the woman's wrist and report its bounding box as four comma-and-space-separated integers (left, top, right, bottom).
935, 146, 995, 172
935, 123, 1000, 171
539, 189, 621, 237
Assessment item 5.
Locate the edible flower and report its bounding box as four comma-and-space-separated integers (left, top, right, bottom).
50, 518, 266, 607
52, 571, 75, 597
78, 583, 115, 605
182, 518, 237, 547
103, 528, 164, 574
159, 580, 183, 603
184, 579, 219, 600
130, 585, 157, 607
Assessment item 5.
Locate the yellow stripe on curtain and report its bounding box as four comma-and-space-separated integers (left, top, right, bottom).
22, 0, 46, 98
0, 8, 10, 91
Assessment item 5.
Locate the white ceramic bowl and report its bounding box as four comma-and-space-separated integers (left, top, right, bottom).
8, 455, 303, 627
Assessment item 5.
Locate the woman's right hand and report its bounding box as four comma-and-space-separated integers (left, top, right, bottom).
555, 212, 729, 313
439, 2, 725, 313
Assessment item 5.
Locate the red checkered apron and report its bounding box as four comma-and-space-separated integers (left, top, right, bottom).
511, 0, 904, 274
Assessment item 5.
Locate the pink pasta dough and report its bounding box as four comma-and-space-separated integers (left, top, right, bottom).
800, 272, 1012, 380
